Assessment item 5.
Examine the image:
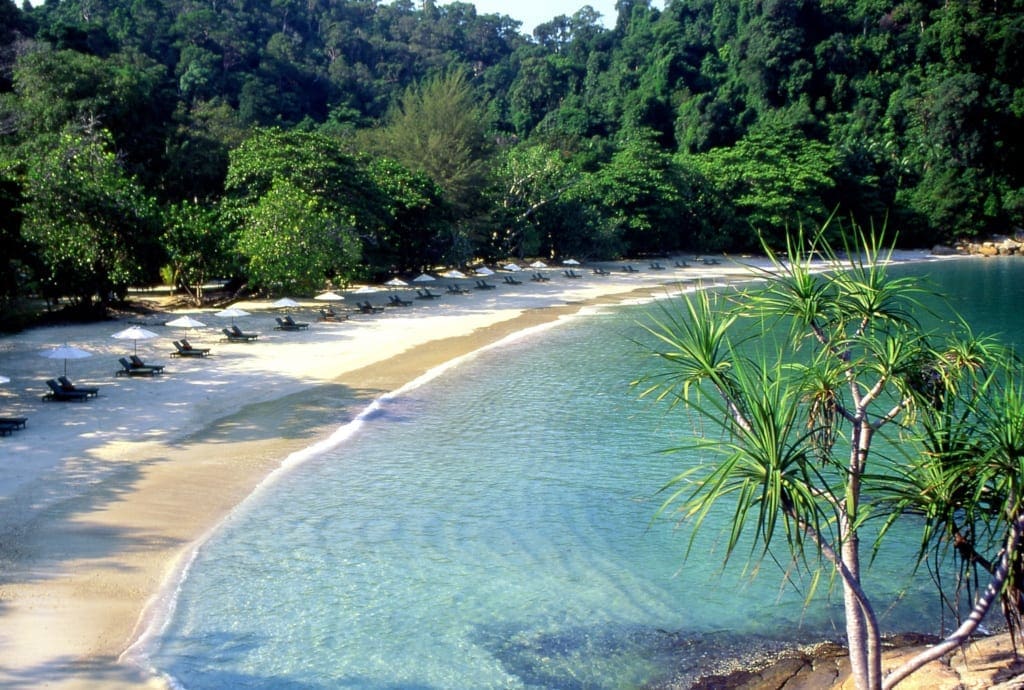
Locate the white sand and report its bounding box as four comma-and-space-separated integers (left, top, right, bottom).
0, 254, 937, 689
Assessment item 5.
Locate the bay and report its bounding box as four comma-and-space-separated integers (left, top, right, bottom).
145, 256, 1024, 690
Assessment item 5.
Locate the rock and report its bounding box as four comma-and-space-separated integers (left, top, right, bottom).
685, 633, 1024, 690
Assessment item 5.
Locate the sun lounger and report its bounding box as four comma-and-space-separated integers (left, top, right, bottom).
0, 416, 28, 435
221, 327, 258, 342
415, 289, 441, 300
563, 269, 582, 278
58, 376, 99, 397
446, 284, 470, 295
649, 262, 666, 270
232, 325, 260, 339
116, 357, 160, 377
356, 300, 385, 313
275, 316, 310, 331
674, 260, 689, 268
474, 280, 496, 290
702, 257, 720, 265
531, 272, 550, 282
171, 340, 210, 357
388, 294, 413, 306
317, 308, 348, 322
43, 379, 90, 401
593, 267, 611, 276
503, 275, 522, 285
180, 338, 210, 353
622, 265, 639, 273
130, 355, 165, 373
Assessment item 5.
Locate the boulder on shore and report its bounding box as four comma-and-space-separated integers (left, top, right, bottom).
686, 632, 1024, 690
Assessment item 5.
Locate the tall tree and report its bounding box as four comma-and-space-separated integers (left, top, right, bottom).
20, 125, 161, 310
360, 68, 492, 219
489, 143, 580, 258
224, 128, 384, 291
161, 199, 233, 305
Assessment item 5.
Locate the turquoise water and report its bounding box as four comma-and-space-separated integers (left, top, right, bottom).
144, 257, 1024, 690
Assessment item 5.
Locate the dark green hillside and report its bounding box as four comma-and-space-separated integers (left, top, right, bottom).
0, 0, 1021, 313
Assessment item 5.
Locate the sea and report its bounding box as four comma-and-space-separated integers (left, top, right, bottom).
139, 256, 1024, 690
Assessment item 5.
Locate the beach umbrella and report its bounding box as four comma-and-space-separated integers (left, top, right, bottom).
40, 344, 92, 376
385, 277, 408, 287
441, 269, 467, 279
503, 263, 522, 272
215, 307, 250, 326
529, 260, 548, 269
475, 266, 495, 276
272, 297, 300, 309
315, 291, 345, 302
165, 315, 207, 329
111, 325, 159, 355
413, 273, 436, 283
0, 375, 9, 384
563, 258, 581, 265
354, 286, 381, 294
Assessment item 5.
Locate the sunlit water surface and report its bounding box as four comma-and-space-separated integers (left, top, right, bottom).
144, 257, 1024, 689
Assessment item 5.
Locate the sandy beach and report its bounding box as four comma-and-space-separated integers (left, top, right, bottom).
0, 253, 950, 689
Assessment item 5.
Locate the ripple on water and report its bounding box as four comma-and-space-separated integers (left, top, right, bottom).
146, 259, 1024, 689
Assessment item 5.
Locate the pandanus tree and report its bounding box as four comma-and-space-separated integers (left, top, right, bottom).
638, 226, 1023, 690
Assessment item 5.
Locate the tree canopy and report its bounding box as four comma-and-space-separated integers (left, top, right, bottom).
0, 0, 1020, 313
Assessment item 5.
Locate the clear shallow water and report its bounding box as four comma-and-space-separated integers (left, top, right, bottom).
145, 257, 1024, 690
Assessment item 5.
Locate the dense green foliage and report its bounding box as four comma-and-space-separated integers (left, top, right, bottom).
0, 0, 1021, 310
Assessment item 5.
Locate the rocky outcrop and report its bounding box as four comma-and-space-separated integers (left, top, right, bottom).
941, 232, 1024, 257
688, 632, 1024, 690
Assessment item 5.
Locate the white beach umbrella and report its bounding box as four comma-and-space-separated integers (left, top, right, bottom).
40, 344, 92, 376
165, 315, 207, 329
354, 286, 381, 294
503, 263, 522, 272
529, 260, 548, 269
384, 277, 408, 287
272, 297, 300, 309
441, 269, 467, 279
215, 307, 250, 327
413, 273, 436, 282
314, 291, 345, 302
475, 266, 495, 276
563, 258, 581, 265
0, 375, 9, 384
111, 325, 159, 355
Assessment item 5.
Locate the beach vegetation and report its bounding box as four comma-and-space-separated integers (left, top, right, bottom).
224, 128, 383, 291
639, 226, 1024, 689
161, 199, 234, 306
19, 124, 161, 312
0, 0, 1020, 310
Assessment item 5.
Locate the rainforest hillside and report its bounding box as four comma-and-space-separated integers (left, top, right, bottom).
0, 0, 1021, 310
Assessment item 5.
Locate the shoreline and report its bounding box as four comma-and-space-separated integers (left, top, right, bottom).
0, 252, 960, 689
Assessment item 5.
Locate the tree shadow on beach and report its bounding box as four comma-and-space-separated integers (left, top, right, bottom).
0, 453, 173, 589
